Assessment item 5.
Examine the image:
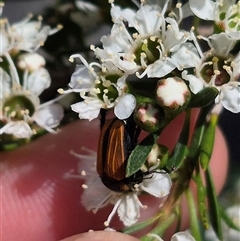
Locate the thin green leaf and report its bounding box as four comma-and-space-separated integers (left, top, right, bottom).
188, 87, 218, 108
194, 164, 209, 229
166, 142, 188, 170
185, 188, 202, 241
141, 213, 176, 240
122, 215, 158, 235
205, 167, 223, 240
200, 114, 218, 170
166, 110, 190, 170
188, 102, 214, 161
126, 132, 159, 177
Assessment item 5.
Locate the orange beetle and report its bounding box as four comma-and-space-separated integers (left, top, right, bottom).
97, 117, 144, 192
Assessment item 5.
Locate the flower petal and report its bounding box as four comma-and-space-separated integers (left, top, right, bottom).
111, 5, 136, 26
27, 68, 51, 96
182, 70, 204, 94
189, 0, 215, 20
69, 65, 95, 89
117, 194, 140, 226
209, 33, 236, 57
220, 83, 240, 113
0, 121, 33, 138
147, 58, 175, 78
34, 103, 64, 129
164, 18, 187, 51
171, 231, 196, 241
171, 42, 201, 70
136, 4, 163, 36
81, 176, 112, 211
71, 99, 102, 121
101, 24, 130, 54
140, 173, 172, 197
114, 94, 136, 120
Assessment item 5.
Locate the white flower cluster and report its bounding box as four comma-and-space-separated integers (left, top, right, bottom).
64, 0, 239, 122
63, 0, 240, 230
0, 3, 64, 139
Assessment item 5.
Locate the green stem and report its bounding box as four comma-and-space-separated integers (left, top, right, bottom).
193, 163, 209, 229
140, 213, 177, 241
199, 113, 218, 170
166, 109, 190, 170
205, 166, 223, 240
140, 103, 215, 237
185, 188, 202, 241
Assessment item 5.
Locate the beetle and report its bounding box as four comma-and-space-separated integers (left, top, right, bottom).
97, 116, 145, 192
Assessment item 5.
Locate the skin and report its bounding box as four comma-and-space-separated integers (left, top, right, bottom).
0, 112, 228, 241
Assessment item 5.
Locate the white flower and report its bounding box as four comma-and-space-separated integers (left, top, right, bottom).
0, 57, 63, 138
10, 18, 51, 52
69, 148, 172, 227
97, 1, 193, 78
191, 32, 240, 113
149, 231, 196, 241
0, 2, 61, 56
62, 53, 136, 120
189, 0, 240, 39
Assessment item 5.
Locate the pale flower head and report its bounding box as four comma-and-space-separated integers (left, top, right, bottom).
0, 57, 63, 138
98, 1, 193, 78
61, 53, 136, 120
192, 32, 240, 113
0, 2, 61, 56
69, 148, 172, 227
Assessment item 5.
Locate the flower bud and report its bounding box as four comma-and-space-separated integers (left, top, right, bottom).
17, 53, 46, 72
133, 103, 165, 133
156, 77, 191, 111
146, 143, 169, 167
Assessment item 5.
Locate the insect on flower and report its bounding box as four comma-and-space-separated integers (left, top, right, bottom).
97, 110, 171, 192
97, 115, 144, 192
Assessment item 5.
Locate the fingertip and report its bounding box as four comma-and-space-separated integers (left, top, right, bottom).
59, 230, 139, 241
